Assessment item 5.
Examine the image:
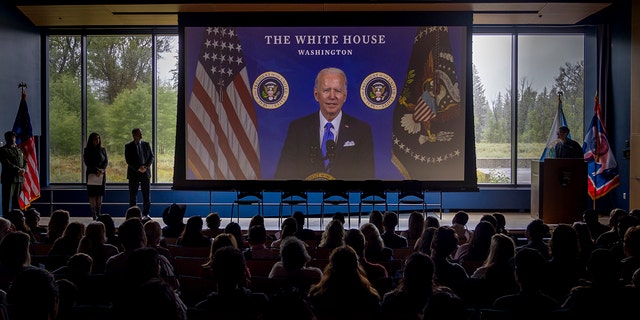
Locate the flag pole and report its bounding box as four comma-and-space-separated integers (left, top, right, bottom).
18, 82, 27, 93
593, 92, 598, 210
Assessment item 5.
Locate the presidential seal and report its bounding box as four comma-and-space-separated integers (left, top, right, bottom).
360, 72, 397, 110
252, 71, 289, 109
305, 172, 335, 181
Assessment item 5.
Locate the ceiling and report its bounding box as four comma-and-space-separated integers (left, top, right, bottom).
14, 2, 612, 27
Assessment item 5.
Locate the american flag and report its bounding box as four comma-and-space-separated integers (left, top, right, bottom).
187, 27, 260, 180
414, 93, 437, 123
583, 94, 619, 200
12, 90, 41, 209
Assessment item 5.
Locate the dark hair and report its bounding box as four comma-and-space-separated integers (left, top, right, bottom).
4, 131, 16, 142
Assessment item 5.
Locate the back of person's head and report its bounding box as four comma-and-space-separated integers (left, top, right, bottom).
407, 211, 425, 238
587, 248, 620, 284
224, 221, 245, 246
96, 213, 117, 237
369, 210, 384, 230
425, 216, 440, 228
331, 212, 345, 224
204, 233, 238, 269
452, 211, 469, 225
248, 224, 268, 244
514, 247, 546, 289
479, 214, 498, 229
624, 225, 640, 257
360, 222, 384, 251
5, 209, 27, 232
617, 214, 640, 239
126, 278, 183, 320
205, 212, 221, 229
292, 211, 306, 228
7, 267, 59, 320
327, 245, 360, 278
48, 209, 71, 239
212, 246, 246, 290
608, 208, 629, 228
549, 223, 579, 258
143, 220, 162, 246
418, 226, 437, 255
62, 221, 86, 240
125, 206, 143, 220
23, 208, 41, 229
484, 233, 516, 266
400, 252, 434, 293
124, 247, 161, 286
344, 228, 366, 257
319, 219, 345, 248
118, 218, 146, 250
279, 217, 298, 239
432, 226, 458, 258
249, 214, 265, 229
0, 217, 14, 242
280, 236, 311, 271
83, 221, 107, 246
162, 204, 185, 226
66, 252, 93, 276
382, 211, 399, 231
526, 219, 550, 240
182, 215, 204, 236
582, 209, 601, 224
0, 231, 31, 268
423, 287, 466, 320
493, 212, 507, 229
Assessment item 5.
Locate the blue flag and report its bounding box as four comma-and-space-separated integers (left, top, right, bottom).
540, 94, 570, 161
583, 94, 619, 200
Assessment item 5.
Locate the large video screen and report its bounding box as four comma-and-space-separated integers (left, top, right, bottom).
175, 13, 477, 192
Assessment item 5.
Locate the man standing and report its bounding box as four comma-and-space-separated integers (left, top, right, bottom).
554, 126, 583, 159
0, 131, 26, 216
125, 128, 154, 218
274, 67, 375, 180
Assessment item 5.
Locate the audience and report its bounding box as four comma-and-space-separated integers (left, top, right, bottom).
620, 224, 640, 284
492, 212, 510, 236
245, 224, 280, 260
293, 210, 316, 241
24, 207, 47, 241
360, 222, 393, 263
318, 219, 345, 249
43, 209, 71, 245
368, 210, 384, 234
144, 219, 174, 265
77, 221, 119, 274
400, 211, 425, 243
344, 228, 388, 280
516, 218, 550, 260
270, 217, 298, 249
48, 221, 85, 257
451, 210, 471, 245
97, 213, 122, 250
202, 212, 223, 239
582, 209, 609, 242
7, 267, 59, 320
381, 252, 434, 320
431, 226, 468, 296
414, 226, 437, 256
455, 220, 496, 274
0, 217, 14, 243
161, 204, 186, 238
544, 223, 584, 302
5, 209, 36, 243
0, 231, 33, 292
269, 236, 323, 289
225, 221, 249, 251
176, 215, 211, 248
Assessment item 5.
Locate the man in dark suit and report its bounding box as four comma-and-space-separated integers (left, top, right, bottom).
0, 131, 26, 216
124, 128, 154, 218
275, 67, 374, 180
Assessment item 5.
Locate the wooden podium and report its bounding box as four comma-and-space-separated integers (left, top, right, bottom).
531, 159, 587, 224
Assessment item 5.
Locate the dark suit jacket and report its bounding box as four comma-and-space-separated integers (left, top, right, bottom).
0, 145, 26, 184
274, 112, 374, 180
124, 140, 154, 180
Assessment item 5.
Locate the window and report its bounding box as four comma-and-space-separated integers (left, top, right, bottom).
48, 32, 178, 184
473, 30, 585, 185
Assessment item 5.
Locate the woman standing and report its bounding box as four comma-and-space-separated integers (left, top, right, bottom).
83, 132, 108, 220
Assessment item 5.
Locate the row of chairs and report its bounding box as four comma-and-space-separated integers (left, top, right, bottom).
232, 190, 441, 228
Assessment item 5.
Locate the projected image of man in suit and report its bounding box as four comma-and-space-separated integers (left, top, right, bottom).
275, 67, 374, 180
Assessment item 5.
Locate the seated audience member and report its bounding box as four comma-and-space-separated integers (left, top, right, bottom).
381, 211, 408, 249
23, 208, 47, 241
0, 217, 14, 243
42, 209, 70, 245
48, 221, 86, 258
431, 226, 468, 296
317, 219, 345, 250
202, 212, 223, 239
608, 214, 640, 261
368, 210, 384, 234
582, 209, 609, 242
331, 212, 345, 225
562, 248, 635, 319
5, 209, 36, 243
114, 247, 187, 320
572, 221, 596, 271
451, 211, 471, 246
293, 211, 316, 241
225, 221, 250, 251
195, 246, 269, 319
307, 246, 381, 320
516, 218, 551, 260
466, 233, 519, 308
381, 252, 434, 320
400, 211, 425, 243
360, 222, 393, 263
77, 221, 120, 274
455, 220, 496, 274
202, 233, 249, 285
270, 217, 298, 249
414, 226, 437, 256
176, 215, 211, 248
544, 223, 585, 303
621, 225, 640, 284
124, 205, 143, 220
425, 215, 440, 229
7, 267, 60, 320
269, 236, 323, 290
245, 224, 280, 260
492, 248, 560, 317
0, 231, 33, 292
344, 228, 388, 280
97, 213, 122, 250
492, 212, 510, 236
144, 219, 174, 265
422, 286, 468, 320
162, 204, 186, 238
595, 208, 628, 249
